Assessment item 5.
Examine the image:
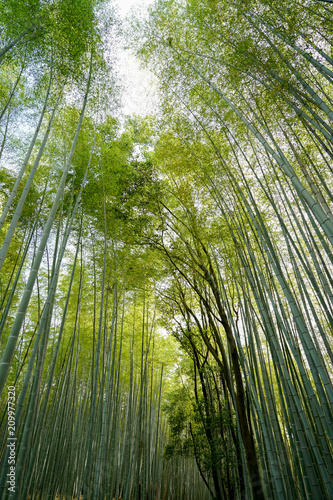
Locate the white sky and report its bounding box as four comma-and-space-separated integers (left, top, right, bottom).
116, 0, 152, 16
115, 0, 159, 117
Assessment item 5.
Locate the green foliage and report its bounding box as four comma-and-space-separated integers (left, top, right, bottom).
0, 0, 101, 77
0, 1, 333, 499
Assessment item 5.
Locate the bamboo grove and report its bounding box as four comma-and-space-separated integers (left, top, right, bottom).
0, 0, 332, 499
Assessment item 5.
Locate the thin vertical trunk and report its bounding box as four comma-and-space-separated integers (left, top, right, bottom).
0, 72, 52, 230
0, 27, 38, 63
0, 59, 92, 396
0, 94, 59, 273
0, 64, 25, 123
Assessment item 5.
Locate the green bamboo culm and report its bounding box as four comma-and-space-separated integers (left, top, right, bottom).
0, 57, 93, 396
0, 1, 332, 499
